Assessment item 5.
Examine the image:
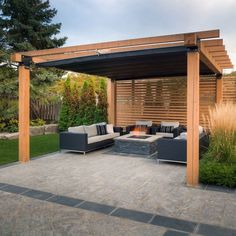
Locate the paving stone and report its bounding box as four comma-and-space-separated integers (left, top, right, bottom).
1, 184, 29, 194
197, 223, 236, 236
22, 189, 53, 200
111, 208, 154, 223
78, 201, 115, 214
163, 230, 189, 236
46, 195, 83, 207
0, 183, 7, 188
150, 215, 197, 233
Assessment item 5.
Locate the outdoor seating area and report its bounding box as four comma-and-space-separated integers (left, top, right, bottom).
59, 120, 208, 164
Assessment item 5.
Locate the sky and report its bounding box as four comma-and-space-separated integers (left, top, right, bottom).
50, 0, 236, 72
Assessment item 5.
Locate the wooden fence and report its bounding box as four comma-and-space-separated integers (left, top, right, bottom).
223, 76, 236, 103
116, 76, 235, 128
30, 100, 61, 122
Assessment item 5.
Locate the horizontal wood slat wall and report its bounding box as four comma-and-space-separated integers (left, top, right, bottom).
223, 76, 236, 103
116, 76, 216, 128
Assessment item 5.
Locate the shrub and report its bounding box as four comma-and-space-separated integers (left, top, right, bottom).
58, 77, 108, 130
30, 118, 46, 126
200, 158, 236, 188
0, 118, 18, 133
200, 102, 236, 188
78, 80, 96, 125
59, 78, 80, 131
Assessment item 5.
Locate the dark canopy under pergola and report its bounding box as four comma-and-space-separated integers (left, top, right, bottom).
36, 46, 214, 79
11, 29, 234, 187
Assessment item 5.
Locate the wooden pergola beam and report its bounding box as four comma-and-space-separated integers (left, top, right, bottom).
207, 45, 225, 52
107, 80, 116, 125
11, 29, 220, 59
200, 44, 222, 74
220, 64, 234, 69
201, 39, 223, 47
187, 50, 200, 186
18, 65, 30, 163
31, 42, 185, 63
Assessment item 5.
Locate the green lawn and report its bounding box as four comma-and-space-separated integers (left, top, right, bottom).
0, 134, 59, 166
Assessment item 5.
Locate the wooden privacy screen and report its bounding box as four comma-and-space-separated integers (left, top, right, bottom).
116, 76, 216, 128
223, 76, 236, 103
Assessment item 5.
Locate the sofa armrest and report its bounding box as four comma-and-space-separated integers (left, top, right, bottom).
59, 132, 88, 151
173, 127, 182, 138
113, 126, 123, 135
157, 138, 187, 162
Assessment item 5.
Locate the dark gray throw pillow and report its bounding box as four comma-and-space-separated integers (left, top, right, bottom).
160, 125, 174, 133
96, 125, 108, 135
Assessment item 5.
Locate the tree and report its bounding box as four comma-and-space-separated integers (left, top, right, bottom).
0, 0, 67, 52
59, 78, 72, 131
79, 80, 97, 125
0, 0, 67, 125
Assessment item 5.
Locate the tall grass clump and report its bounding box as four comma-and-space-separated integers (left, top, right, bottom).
205, 102, 236, 163
200, 102, 236, 188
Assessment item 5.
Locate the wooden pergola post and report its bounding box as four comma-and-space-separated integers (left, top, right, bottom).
186, 50, 200, 186
216, 74, 223, 103
107, 79, 116, 125
18, 65, 30, 163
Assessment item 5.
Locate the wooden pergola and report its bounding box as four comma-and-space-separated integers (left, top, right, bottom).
11, 29, 233, 187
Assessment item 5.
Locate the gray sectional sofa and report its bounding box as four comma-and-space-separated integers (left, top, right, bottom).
60, 124, 122, 154
157, 132, 208, 163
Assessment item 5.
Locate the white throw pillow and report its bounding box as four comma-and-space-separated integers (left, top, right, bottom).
84, 124, 97, 137
199, 126, 204, 134
161, 121, 179, 128
68, 126, 85, 133
107, 124, 114, 134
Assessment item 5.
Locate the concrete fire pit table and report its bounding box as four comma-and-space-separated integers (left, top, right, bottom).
113, 133, 163, 157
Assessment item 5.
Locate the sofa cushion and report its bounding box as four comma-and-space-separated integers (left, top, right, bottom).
68, 126, 85, 133
88, 132, 120, 144
161, 121, 179, 128
136, 120, 152, 127
84, 124, 97, 137
107, 124, 114, 134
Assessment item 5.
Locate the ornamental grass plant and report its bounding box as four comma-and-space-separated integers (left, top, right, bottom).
204, 102, 236, 163
200, 102, 236, 188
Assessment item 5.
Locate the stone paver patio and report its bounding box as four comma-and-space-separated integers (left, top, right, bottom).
0, 148, 235, 235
